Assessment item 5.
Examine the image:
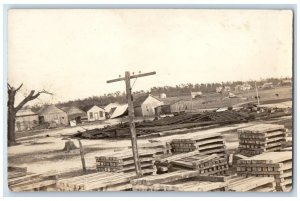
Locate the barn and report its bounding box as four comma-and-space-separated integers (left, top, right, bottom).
133, 94, 163, 117
60, 106, 86, 124
85, 105, 106, 121
38, 105, 68, 126
15, 108, 39, 132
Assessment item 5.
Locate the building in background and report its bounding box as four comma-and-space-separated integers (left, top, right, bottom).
15, 108, 39, 132
104, 102, 121, 116
191, 91, 202, 99
133, 94, 164, 117
85, 105, 106, 121
159, 93, 167, 99
60, 106, 86, 124
38, 105, 68, 126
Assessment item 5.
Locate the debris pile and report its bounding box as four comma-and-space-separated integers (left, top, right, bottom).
73, 110, 248, 139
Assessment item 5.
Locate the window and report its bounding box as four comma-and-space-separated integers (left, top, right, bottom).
89, 112, 93, 119
99, 111, 103, 117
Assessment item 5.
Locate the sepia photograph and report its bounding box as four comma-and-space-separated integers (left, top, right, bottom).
6, 9, 293, 192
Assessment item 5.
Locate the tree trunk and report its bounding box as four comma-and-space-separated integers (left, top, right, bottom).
7, 90, 16, 146
7, 112, 16, 146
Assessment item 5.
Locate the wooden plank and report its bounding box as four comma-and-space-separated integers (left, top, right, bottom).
10, 180, 56, 192
131, 170, 199, 185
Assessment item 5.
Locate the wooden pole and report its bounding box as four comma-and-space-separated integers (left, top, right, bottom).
106, 71, 156, 177
255, 82, 260, 106
125, 71, 142, 177
78, 139, 87, 174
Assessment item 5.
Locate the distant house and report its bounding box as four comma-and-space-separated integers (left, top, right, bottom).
15, 108, 39, 132
104, 102, 121, 115
262, 82, 274, 89
85, 105, 106, 121
235, 83, 252, 91
191, 91, 202, 99
38, 105, 68, 126
60, 106, 86, 124
159, 93, 167, 99
281, 79, 292, 86
216, 86, 230, 93
133, 94, 164, 117
169, 99, 205, 113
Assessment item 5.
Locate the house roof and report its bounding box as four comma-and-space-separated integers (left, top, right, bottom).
82, 105, 105, 112
16, 109, 37, 117
38, 105, 66, 116
60, 106, 86, 117
133, 94, 161, 107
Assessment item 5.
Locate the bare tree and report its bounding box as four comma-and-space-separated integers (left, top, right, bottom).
7, 83, 53, 146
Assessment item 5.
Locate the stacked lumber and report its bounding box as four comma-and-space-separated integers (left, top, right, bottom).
131, 170, 228, 191
238, 124, 287, 156
95, 150, 157, 176
170, 132, 227, 157
8, 171, 57, 192
236, 151, 292, 192
130, 141, 172, 156
227, 176, 276, 192
171, 153, 228, 176
57, 172, 137, 191
8, 166, 27, 179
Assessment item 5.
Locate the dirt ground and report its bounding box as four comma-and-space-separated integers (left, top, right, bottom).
8, 115, 292, 178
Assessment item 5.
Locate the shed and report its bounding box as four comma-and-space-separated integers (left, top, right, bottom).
38, 105, 68, 126
60, 106, 86, 124
191, 91, 202, 99
15, 108, 39, 132
85, 105, 106, 121
133, 94, 164, 117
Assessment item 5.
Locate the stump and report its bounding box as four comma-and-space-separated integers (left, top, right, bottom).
62, 140, 78, 152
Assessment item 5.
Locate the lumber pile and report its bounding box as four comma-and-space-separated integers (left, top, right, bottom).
129, 141, 172, 156
171, 153, 228, 176
95, 150, 157, 176
170, 132, 227, 157
131, 170, 228, 191
227, 176, 276, 192
8, 170, 57, 192
8, 166, 27, 179
57, 172, 137, 191
236, 151, 292, 192
237, 124, 287, 156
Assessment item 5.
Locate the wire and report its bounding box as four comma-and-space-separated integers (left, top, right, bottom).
131, 77, 138, 88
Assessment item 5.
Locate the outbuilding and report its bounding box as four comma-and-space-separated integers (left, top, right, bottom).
15, 108, 39, 131
38, 105, 68, 126
133, 94, 164, 117
60, 106, 86, 124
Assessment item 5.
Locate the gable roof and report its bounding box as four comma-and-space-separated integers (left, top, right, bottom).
83, 105, 105, 112
133, 94, 162, 107
38, 105, 67, 116
60, 106, 86, 117
16, 109, 37, 117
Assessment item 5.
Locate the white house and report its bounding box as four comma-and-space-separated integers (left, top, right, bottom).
133, 94, 164, 117
159, 93, 167, 99
191, 91, 202, 99
86, 105, 106, 121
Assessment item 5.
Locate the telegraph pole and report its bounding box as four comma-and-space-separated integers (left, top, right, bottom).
255, 82, 260, 106
107, 71, 156, 177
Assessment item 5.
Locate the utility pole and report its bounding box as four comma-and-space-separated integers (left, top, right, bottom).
255, 82, 260, 106
107, 71, 156, 177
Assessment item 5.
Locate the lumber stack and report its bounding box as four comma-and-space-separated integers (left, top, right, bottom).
227, 176, 276, 192
236, 151, 292, 192
171, 153, 228, 175
131, 170, 228, 191
8, 171, 58, 192
130, 141, 172, 156
57, 172, 137, 191
170, 132, 227, 157
95, 150, 157, 176
237, 124, 287, 156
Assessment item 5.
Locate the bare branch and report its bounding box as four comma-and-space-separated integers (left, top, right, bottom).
38, 89, 54, 96
7, 83, 12, 90
15, 83, 23, 92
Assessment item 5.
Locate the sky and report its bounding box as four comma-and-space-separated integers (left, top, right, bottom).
8, 9, 293, 105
